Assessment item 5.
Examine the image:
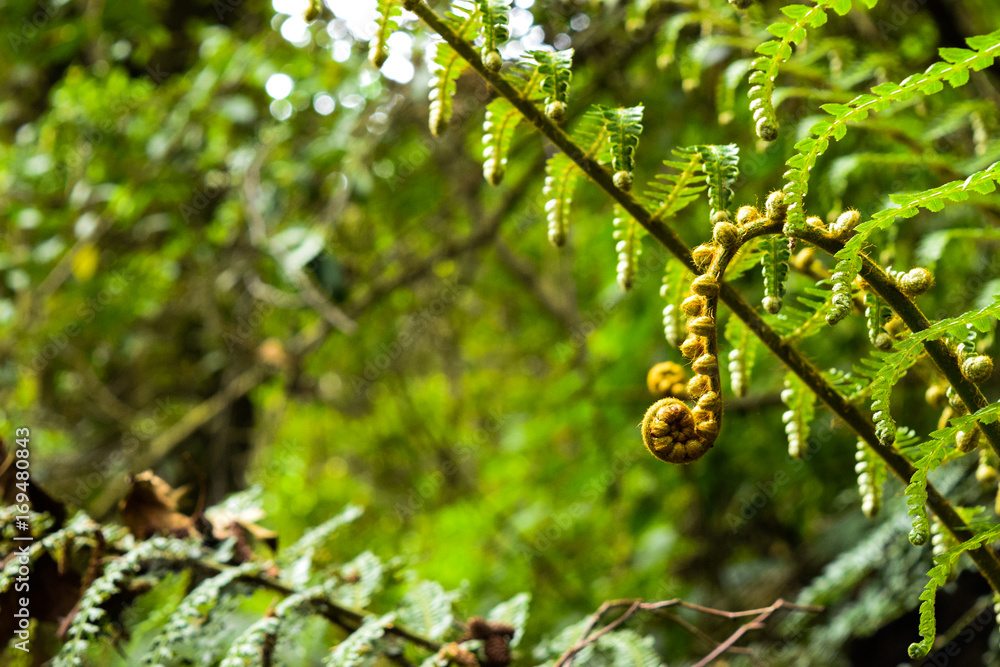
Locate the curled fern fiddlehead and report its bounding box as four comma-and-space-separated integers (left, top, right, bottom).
961, 355, 993, 383
596, 105, 644, 191
477, 0, 511, 72
530, 49, 574, 122
647, 361, 688, 399
864, 290, 892, 350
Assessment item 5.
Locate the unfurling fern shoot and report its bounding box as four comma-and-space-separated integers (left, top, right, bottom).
661, 262, 691, 348
530, 49, 574, 122
482, 98, 521, 185
781, 374, 814, 459
477, 0, 512, 73
855, 439, 885, 518
613, 206, 640, 290
597, 105, 644, 191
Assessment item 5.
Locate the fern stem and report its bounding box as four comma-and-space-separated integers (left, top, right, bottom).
795, 225, 1000, 462
403, 0, 1000, 595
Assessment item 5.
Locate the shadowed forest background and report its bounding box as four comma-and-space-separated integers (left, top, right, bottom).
3, 0, 1000, 664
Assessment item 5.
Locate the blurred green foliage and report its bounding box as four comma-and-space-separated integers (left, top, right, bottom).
3, 0, 1000, 664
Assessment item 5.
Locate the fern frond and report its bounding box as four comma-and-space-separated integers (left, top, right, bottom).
220, 585, 329, 667
747, 0, 874, 141
595, 105, 644, 189
864, 290, 892, 349
596, 628, 660, 667
904, 399, 1000, 552
427, 2, 479, 136
643, 148, 706, 221
661, 261, 692, 347
693, 143, 739, 216
487, 592, 531, 647
760, 236, 790, 314
325, 612, 398, 667
334, 551, 384, 608
781, 373, 815, 459
530, 49, 574, 119
482, 97, 521, 185
855, 439, 885, 518
543, 154, 580, 248
144, 562, 263, 666
614, 205, 641, 291
398, 580, 458, 640
725, 316, 760, 397
830, 162, 1000, 298
54, 537, 206, 667
370, 0, 402, 69
908, 522, 1000, 659
782, 30, 1000, 230
542, 111, 609, 247
280, 504, 363, 566
477, 0, 512, 71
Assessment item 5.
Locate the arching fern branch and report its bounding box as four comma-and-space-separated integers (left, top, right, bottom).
908, 518, 1000, 659
782, 31, 1000, 230
829, 162, 1000, 304
868, 298, 1000, 447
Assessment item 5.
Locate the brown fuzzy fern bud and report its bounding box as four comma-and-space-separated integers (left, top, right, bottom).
713, 221, 739, 250
765, 190, 787, 222
962, 355, 993, 384
687, 373, 712, 398
805, 216, 826, 229
641, 398, 712, 464
897, 267, 934, 297
647, 361, 688, 398
830, 209, 860, 237
687, 316, 715, 337
692, 244, 716, 271
681, 294, 706, 317
697, 391, 721, 412
695, 417, 720, 439
613, 171, 634, 191
736, 205, 760, 227
692, 353, 718, 376
680, 336, 705, 359
690, 274, 720, 298
545, 100, 567, 123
